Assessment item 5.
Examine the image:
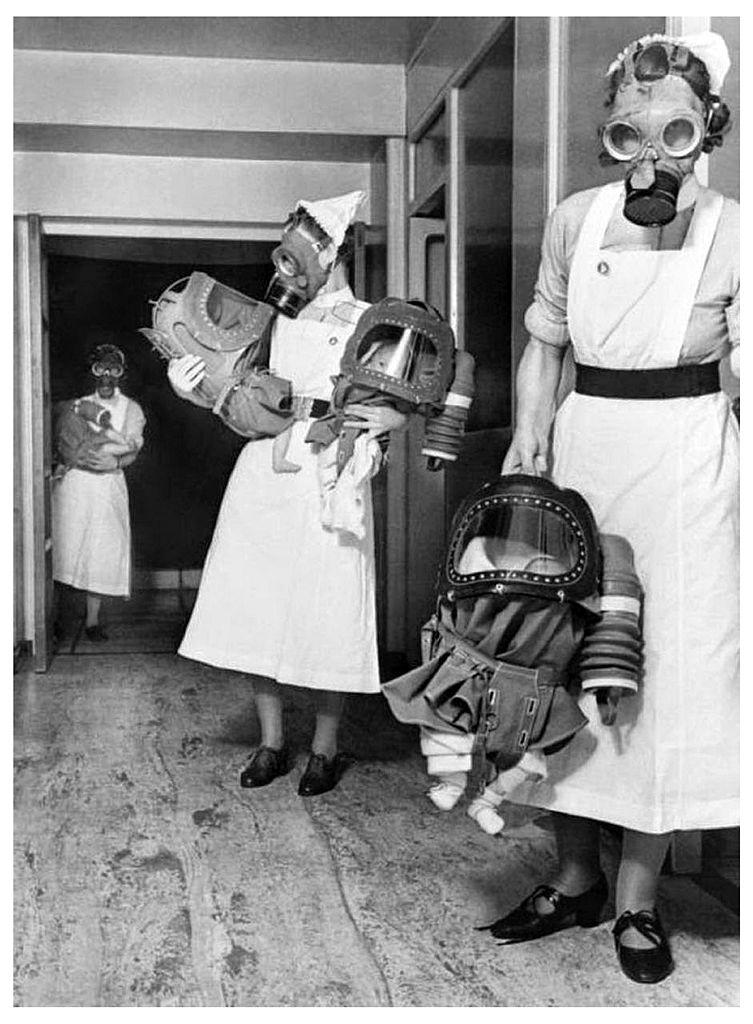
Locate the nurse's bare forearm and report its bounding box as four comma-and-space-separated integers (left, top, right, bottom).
515, 338, 565, 432
169, 380, 214, 409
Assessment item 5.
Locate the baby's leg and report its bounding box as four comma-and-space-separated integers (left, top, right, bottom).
427, 772, 467, 811
420, 727, 474, 811
467, 751, 548, 834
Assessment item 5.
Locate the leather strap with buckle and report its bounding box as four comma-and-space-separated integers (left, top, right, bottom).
290, 396, 331, 420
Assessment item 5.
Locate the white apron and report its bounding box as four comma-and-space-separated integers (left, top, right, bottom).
511, 182, 739, 833
179, 297, 380, 694
52, 391, 133, 597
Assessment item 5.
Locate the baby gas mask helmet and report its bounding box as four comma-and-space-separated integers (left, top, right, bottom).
264, 190, 365, 318
601, 32, 731, 227
340, 297, 456, 409
305, 297, 475, 474
382, 475, 644, 768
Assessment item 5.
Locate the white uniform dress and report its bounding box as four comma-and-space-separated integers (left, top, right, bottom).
509, 180, 739, 834
52, 389, 145, 597
179, 286, 381, 694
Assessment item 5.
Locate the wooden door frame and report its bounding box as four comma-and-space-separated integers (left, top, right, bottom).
401, 215, 446, 662
15, 215, 54, 671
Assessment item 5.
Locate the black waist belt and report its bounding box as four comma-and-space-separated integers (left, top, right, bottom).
574, 361, 720, 400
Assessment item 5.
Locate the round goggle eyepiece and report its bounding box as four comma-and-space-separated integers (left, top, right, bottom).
602, 120, 642, 161
272, 247, 302, 279
660, 115, 702, 158
92, 362, 124, 378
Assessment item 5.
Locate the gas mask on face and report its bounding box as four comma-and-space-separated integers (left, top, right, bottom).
88, 344, 126, 399
264, 224, 333, 319
603, 104, 705, 226
264, 191, 366, 318
601, 37, 729, 228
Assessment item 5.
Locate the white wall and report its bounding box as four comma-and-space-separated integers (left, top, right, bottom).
15, 50, 405, 137
14, 152, 373, 224
14, 46, 400, 227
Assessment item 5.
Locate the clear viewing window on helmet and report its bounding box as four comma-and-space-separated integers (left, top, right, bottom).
205, 281, 262, 330
355, 325, 439, 385
454, 503, 582, 581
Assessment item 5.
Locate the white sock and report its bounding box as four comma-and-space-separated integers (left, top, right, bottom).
467, 787, 506, 834
427, 772, 466, 811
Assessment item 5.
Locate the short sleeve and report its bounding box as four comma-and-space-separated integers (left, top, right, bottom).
722, 198, 739, 374
727, 286, 739, 376
523, 203, 572, 349
726, 287, 739, 350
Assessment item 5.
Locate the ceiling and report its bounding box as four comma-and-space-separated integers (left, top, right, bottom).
14, 16, 436, 66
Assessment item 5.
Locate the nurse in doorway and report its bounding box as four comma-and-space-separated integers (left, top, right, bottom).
52, 344, 146, 640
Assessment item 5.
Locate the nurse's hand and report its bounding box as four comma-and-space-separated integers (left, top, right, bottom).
595, 687, 622, 727
168, 354, 207, 394
501, 427, 548, 476
80, 450, 119, 473
342, 404, 409, 437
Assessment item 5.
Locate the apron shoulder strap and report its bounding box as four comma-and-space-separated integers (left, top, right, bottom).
655, 187, 724, 359
572, 183, 623, 262
683, 187, 724, 254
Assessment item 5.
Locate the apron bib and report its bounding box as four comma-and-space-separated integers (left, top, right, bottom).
568, 180, 723, 368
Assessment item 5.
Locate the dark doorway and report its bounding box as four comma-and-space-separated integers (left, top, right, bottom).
47, 237, 275, 651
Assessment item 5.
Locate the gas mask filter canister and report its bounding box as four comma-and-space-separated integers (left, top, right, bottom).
623, 166, 682, 227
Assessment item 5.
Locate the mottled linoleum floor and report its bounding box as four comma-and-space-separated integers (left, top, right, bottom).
14, 649, 739, 1007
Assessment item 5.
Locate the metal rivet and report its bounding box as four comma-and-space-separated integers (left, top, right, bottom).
329, 336, 338, 346
597, 261, 610, 276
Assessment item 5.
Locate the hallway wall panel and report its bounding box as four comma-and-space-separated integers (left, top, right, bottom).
14, 153, 373, 225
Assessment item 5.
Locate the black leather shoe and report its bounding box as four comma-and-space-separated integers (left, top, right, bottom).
239, 746, 289, 789
298, 753, 346, 797
84, 625, 108, 642
479, 873, 608, 944
613, 909, 674, 984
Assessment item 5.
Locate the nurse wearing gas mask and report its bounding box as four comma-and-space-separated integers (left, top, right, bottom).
52, 344, 146, 640
169, 191, 406, 797
498, 33, 738, 984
